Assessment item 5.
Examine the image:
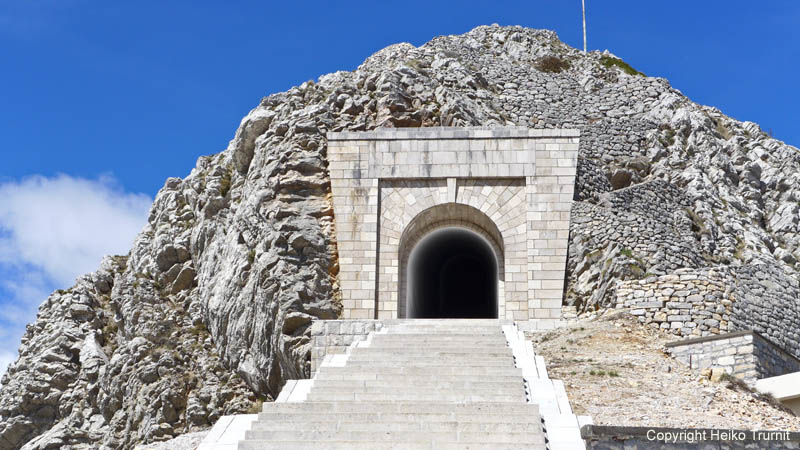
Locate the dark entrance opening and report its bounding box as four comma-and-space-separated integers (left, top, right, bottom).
407, 227, 498, 318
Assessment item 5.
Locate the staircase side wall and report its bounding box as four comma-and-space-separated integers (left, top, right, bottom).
310, 320, 385, 373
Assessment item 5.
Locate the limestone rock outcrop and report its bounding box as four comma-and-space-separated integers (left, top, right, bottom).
1, 25, 799, 449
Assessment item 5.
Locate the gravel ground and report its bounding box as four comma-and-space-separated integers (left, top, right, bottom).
529, 312, 800, 431
133, 430, 209, 450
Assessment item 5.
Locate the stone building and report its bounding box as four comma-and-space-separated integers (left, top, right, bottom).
327, 127, 578, 329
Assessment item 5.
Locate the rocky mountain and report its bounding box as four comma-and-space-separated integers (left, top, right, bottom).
1, 24, 799, 449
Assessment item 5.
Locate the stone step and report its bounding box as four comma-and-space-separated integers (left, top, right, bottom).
372, 331, 506, 336
238, 440, 545, 450
340, 359, 517, 367
313, 372, 525, 382
260, 401, 541, 415
381, 319, 506, 325
315, 366, 522, 376
367, 340, 508, 346
249, 420, 543, 433
309, 385, 524, 395
252, 413, 542, 425
360, 343, 514, 356
242, 430, 547, 444
320, 365, 518, 373
366, 341, 509, 347
345, 352, 514, 359
304, 392, 524, 402
371, 333, 507, 339
387, 324, 503, 327
345, 355, 515, 362
354, 343, 512, 350
310, 379, 525, 390
229, 320, 571, 450
385, 324, 505, 328
382, 329, 507, 335
342, 356, 516, 362
351, 346, 512, 354
357, 351, 513, 357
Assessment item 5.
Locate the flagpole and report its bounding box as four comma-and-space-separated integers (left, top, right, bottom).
582, 0, 587, 53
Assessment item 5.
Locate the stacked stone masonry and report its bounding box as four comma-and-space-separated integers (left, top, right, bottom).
751, 332, 800, 380
573, 157, 612, 202
570, 179, 705, 276
614, 264, 800, 357
731, 264, 800, 361
613, 267, 733, 337
614, 264, 800, 381
327, 127, 578, 322
666, 331, 800, 384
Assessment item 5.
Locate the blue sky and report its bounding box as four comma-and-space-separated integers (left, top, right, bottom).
1, 1, 798, 375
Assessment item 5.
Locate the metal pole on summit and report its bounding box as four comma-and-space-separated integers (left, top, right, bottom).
582, 0, 587, 53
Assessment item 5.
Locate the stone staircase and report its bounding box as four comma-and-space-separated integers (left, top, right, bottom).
236, 319, 588, 450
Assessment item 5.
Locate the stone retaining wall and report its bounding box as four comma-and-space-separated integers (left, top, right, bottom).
666, 331, 800, 383
613, 267, 733, 337
570, 180, 705, 276
614, 264, 800, 382
753, 333, 800, 380
731, 265, 800, 361
614, 264, 800, 350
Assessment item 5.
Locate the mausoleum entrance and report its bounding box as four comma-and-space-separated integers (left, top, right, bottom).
327, 127, 578, 328
406, 227, 499, 319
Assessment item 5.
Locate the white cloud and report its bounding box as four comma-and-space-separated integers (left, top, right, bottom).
0, 174, 152, 380
0, 174, 152, 285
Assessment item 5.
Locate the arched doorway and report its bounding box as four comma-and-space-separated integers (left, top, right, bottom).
407, 227, 498, 318
397, 203, 505, 319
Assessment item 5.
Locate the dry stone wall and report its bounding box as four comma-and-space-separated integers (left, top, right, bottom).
751, 332, 800, 379
566, 180, 708, 311
571, 180, 704, 275
731, 265, 800, 360
614, 264, 800, 368
573, 157, 612, 202
613, 267, 733, 336
666, 331, 800, 383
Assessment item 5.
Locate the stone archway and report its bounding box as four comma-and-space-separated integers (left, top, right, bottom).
327, 127, 579, 326
406, 227, 499, 318
397, 204, 505, 318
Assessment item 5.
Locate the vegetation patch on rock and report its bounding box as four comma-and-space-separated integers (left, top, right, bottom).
600, 55, 644, 76
535, 55, 571, 73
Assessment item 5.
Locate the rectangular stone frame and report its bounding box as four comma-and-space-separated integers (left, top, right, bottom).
327, 127, 578, 325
